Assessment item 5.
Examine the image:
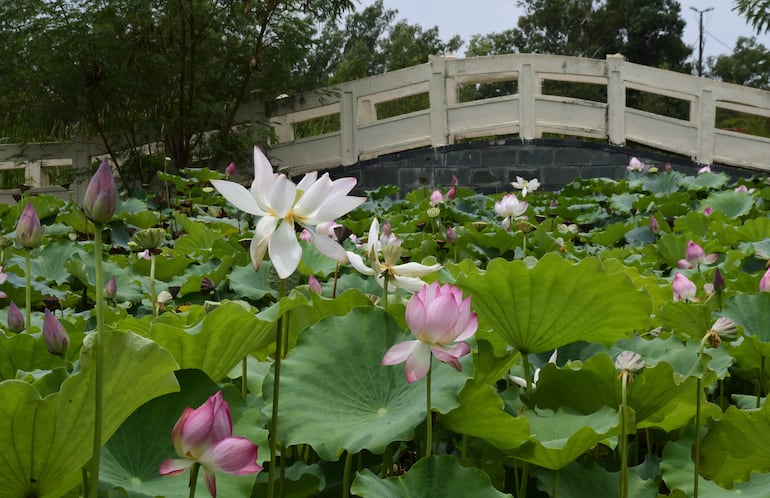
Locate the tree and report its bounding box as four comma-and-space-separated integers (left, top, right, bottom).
708, 37, 770, 90
734, 0, 770, 34
0, 0, 352, 189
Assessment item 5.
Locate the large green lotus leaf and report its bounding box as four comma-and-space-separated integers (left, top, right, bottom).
0, 330, 178, 498
656, 233, 689, 269
699, 402, 770, 487
114, 198, 160, 229
588, 221, 629, 247
659, 301, 714, 342
641, 171, 684, 195
532, 353, 700, 432
100, 369, 268, 498
536, 458, 658, 498
172, 212, 225, 259
0, 332, 62, 380
351, 455, 512, 498
609, 192, 641, 214
455, 254, 651, 354
600, 259, 671, 311
510, 405, 618, 470
612, 335, 733, 380
728, 335, 770, 384
722, 293, 770, 342
679, 171, 730, 191
130, 254, 195, 282
262, 307, 468, 461
141, 301, 272, 382
439, 381, 531, 451
173, 256, 234, 297
699, 191, 754, 219
727, 217, 770, 245
228, 262, 279, 301
297, 240, 339, 277
663, 432, 770, 496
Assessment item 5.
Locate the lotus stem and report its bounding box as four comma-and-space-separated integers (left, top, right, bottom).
88, 223, 106, 498
552, 469, 560, 498
382, 273, 390, 310
426, 364, 432, 458
24, 248, 31, 331
188, 462, 200, 498
382, 443, 393, 477
150, 253, 157, 317
342, 450, 354, 498
619, 370, 629, 498
521, 353, 533, 391
518, 462, 530, 498
267, 278, 286, 498
332, 262, 339, 298
758, 356, 765, 409
693, 333, 711, 498
242, 357, 248, 399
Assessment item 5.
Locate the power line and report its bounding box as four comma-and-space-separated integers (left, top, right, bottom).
691, 6, 714, 76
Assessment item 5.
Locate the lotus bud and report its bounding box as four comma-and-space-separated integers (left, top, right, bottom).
132, 228, 166, 250
299, 229, 312, 242
105, 277, 117, 300
673, 273, 697, 302
308, 275, 322, 295
713, 269, 725, 294
43, 308, 69, 358
429, 190, 443, 206
0, 237, 12, 249
445, 226, 457, 244
157, 290, 173, 305
7, 301, 24, 333
83, 158, 118, 224
200, 277, 216, 295
648, 216, 660, 234
225, 161, 236, 177
16, 203, 42, 249
761, 268, 770, 292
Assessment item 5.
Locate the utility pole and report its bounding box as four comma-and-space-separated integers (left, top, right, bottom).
690, 6, 714, 77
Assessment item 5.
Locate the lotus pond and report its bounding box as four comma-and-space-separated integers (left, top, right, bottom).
3, 152, 770, 498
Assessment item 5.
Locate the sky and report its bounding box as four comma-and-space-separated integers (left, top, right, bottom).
355, 0, 769, 61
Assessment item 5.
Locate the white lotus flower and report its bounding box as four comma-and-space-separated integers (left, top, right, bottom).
511, 176, 540, 197
346, 218, 441, 292
494, 193, 528, 231
211, 147, 366, 279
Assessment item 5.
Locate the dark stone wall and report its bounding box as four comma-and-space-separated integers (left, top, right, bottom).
324, 138, 756, 197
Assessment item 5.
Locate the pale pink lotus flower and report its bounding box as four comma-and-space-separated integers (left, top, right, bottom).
159, 391, 261, 497
382, 282, 478, 383
677, 240, 718, 269
347, 218, 441, 292
211, 147, 365, 279
710, 317, 738, 341
626, 157, 645, 172
510, 176, 540, 197
509, 350, 557, 389
614, 351, 645, 374
494, 193, 528, 231
672, 273, 698, 302
429, 190, 444, 206
760, 268, 770, 292
0, 266, 7, 299
299, 229, 312, 243
734, 184, 756, 193
698, 165, 712, 174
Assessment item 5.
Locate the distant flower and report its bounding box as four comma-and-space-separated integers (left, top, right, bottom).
159, 391, 261, 497
7, 301, 24, 333
43, 308, 69, 358
16, 203, 42, 249
698, 165, 712, 174
709, 317, 738, 345
511, 176, 540, 197
299, 229, 312, 243
104, 277, 117, 300
495, 193, 528, 231
157, 290, 174, 305
509, 350, 557, 389
83, 158, 118, 224
138, 249, 152, 261
308, 275, 322, 295
760, 268, 770, 292
429, 190, 444, 206
677, 240, 718, 269
225, 162, 236, 177
703, 207, 713, 216
626, 157, 645, 172
382, 282, 478, 383
713, 268, 725, 294
347, 218, 441, 292
445, 226, 457, 244
211, 147, 365, 279
648, 216, 660, 234
734, 184, 755, 193
615, 351, 644, 380
673, 273, 698, 302
446, 175, 458, 201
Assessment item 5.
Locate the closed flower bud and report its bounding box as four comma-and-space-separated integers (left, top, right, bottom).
761, 268, 770, 293
7, 301, 24, 333
105, 277, 117, 300
16, 203, 42, 249
200, 277, 216, 294
83, 158, 117, 224
445, 226, 457, 244
648, 216, 660, 234
43, 309, 69, 358
713, 268, 725, 294
225, 161, 236, 177
308, 275, 322, 295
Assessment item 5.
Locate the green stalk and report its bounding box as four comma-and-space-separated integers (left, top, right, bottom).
521, 353, 533, 391
267, 279, 286, 498
758, 356, 765, 409
24, 248, 31, 331
88, 224, 106, 498
382, 443, 393, 477
518, 462, 530, 498
694, 332, 710, 498
619, 371, 629, 498
342, 451, 354, 498
426, 364, 432, 458
188, 462, 200, 498
242, 357, 248, 399
382, 273, 390, 310
552, 470, 560, 498
150, 253, 157, 317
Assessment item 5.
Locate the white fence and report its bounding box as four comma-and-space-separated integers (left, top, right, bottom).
267, 54, 770, 175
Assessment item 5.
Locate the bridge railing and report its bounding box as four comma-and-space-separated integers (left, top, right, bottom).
266, 53, 770, 175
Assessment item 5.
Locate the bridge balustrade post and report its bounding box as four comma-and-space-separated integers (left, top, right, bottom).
519, 63, 537, 140
607, 54, 626, 146
340, 90, 357, 166
429, 55, 452, 147
696, 89, 715, 165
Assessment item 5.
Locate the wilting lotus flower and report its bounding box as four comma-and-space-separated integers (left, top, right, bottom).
672, 273, 698, 302
43, 308, 69, 358
16, 203, 42, 249
346, 218, 441, 292
83, 158, 118, 224
494, 193, 528, 231
511, 176, 540, 197
760, 268, 770, 292
615, 350, 645, 374
382, 282, 478, 383
677, 240, 718, 269
211, 147, 365, 279
7, 301, 24, 333
159, 391, 261, 497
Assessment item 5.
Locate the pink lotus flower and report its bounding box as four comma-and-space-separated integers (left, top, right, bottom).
626, 157, 645, 172
382, 282, 478, 383
446, 176, 458, 201
677, 240, 717, 269
672, 273, 698, 302
159, 391, 261, 497
308, 274, 322, 295
760, 268, 770, 292
648, 216, 660, 234
429, 190, 444, 206
703, 207, 713, 216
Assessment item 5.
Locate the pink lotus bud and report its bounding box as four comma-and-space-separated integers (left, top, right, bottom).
16, 203, 42, 249
43, 308, 69, 358
445, 226, 457, 244
7, 301, 24, 333
299, 229, 312, 242
308, 275, 322, 294
430, 190, 444, 206
446, 186, 456, 201
83, 157, 117, 224
648, 216, 660, 234
104, 276, 117, 299
225, 161, 236, 177
665, 163, 672, 172
760, 268, 770, 292
673, 273, 697, 302
713, 268, 725, 293
200, 277, 216, 294
703, 207, 713, 216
